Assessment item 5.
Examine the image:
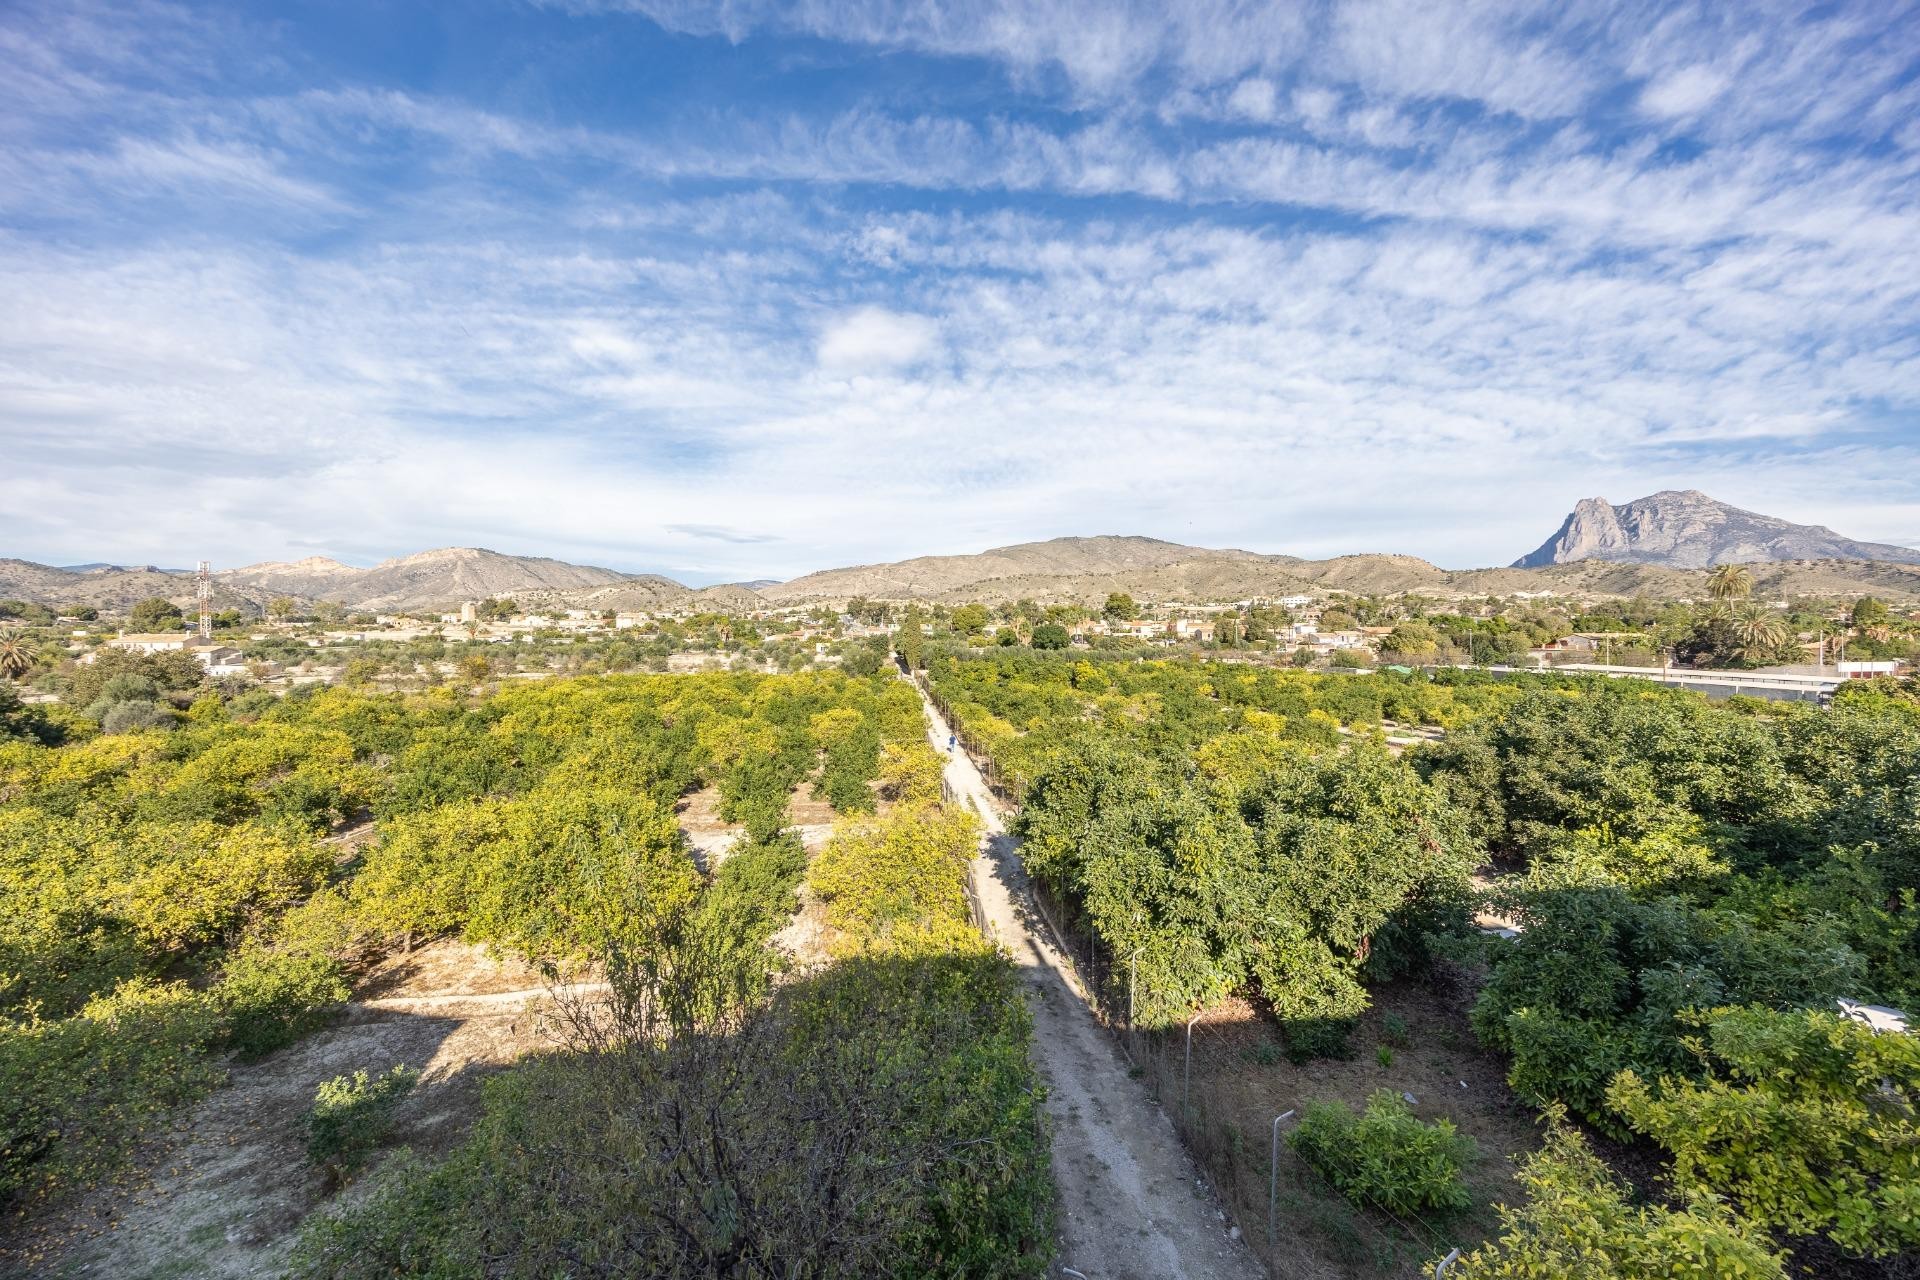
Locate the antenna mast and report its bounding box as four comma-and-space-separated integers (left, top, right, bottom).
197, 561, 212, 641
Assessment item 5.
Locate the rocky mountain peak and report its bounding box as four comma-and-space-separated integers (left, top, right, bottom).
1515, 491, 1920, 569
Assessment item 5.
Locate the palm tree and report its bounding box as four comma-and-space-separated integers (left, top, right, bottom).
463, 618, 483, 642
0, 627, 39, 680
1707, 562, 1754, 600
1730, 601, 1787, 661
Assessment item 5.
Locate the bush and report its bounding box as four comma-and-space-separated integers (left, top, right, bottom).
1288, 1090, 1475, 1216
1608, 1006, 1920, 1258
217, 946, 350, 1059
1447, 1112, 1785, 1278
288, 951, 1051, 1279
100, 699, 173, 734
1470, 885, 1865, 1129
691, 831, 808, 1008
304, 1064, 420, 1179
0, 978, 226, 1206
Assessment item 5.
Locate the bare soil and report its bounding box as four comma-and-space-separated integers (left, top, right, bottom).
914, 684, 1265, 1280
4, 941, 555, 1280
771, 881, 834, 970
1159, 984, 1543, 1279
784, 778, 836, 826
676, 781, 869, 871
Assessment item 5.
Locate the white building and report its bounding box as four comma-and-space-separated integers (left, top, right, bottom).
110, 633, 191, 654
194, 646, 252, 677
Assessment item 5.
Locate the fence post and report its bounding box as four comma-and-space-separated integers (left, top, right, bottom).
1184, 1012, 1203, 1119
1268, 1109, 1295, 1249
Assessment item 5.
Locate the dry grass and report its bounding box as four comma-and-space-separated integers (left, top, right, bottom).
3, 941, 554, 1280
1121, 982, 1544, 1280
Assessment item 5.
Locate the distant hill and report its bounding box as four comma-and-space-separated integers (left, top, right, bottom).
761, 536, 1920, 606
761, 536, 1271, 603
1515, 490, 1920, 569
0, 559, 265, 614
218, 548, 632, 612
12, 524, 1920, 620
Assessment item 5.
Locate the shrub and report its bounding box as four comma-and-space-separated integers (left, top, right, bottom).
304, 1064, 420, 1179
1288, 1090, 1475, 1216
1447, 1112, 1785, 1278
1470, 885, 1865, 1128
217, 946, 350, 1059
100, 700, 173, 734
0, 978, 226, 1206
691, 831, 808, 1008
287, 951, 1051, 1280
1608, 1006, 1920, 1258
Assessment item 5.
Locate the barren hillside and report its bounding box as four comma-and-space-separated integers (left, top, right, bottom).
217, 547, 632, 611
1516, 490, 1920, 568
0, 560, 272, 614
761, 536, 1266, 603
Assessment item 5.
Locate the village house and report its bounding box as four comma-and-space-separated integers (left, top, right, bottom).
1169, 617, 1215, 642
109, 633, 192, 654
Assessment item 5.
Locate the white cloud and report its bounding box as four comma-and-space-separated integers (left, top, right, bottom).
1226, 77, 1278, 121
1639, 64, 1729, 117
3, 0, 1920, 579
816, 307, 940, 372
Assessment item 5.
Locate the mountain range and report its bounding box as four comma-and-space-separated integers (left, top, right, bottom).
1514, 490, 1920, 569
6, 492, 1919, 615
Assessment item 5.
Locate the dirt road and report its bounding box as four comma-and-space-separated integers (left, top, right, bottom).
915, 683, 1265, 1280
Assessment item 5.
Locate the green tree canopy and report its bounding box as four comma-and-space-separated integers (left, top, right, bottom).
949, 603, 990, 635
1609, 1006, 1920, 1257
1029, 623, 1070, 650
128, 597, 184, 631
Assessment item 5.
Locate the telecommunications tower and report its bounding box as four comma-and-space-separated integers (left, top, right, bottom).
197, 561, 212, 641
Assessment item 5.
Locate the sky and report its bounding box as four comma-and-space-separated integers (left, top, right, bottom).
3, 0, 1919, 584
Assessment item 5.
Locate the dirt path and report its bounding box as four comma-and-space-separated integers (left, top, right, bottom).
4, 943, 552, 1280
912, 680, 1265, 1280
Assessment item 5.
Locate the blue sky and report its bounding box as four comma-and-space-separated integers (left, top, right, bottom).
4, 0, 1918, 583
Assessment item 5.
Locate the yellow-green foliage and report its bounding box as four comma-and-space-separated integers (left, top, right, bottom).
811, 804, 981, 953
1288, 1090, 1475, 1216
0, 669, 920, 1209
288, 784, 1048, 1280
878, 741, 945, 808
0, 978, 227, 1204
1608, 1007, 1920, 1257
304, 1064, 419, 1179
1449, 1114, 1785, 1279
926, 652, 1536, 801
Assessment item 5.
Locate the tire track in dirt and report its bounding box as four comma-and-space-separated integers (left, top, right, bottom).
911, 680, 1265, 1280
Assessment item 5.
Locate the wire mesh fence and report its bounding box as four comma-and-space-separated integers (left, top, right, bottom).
1023, 872, 1456, 1279
916, 667, 1457, 1278
913, 674, 1028, 805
